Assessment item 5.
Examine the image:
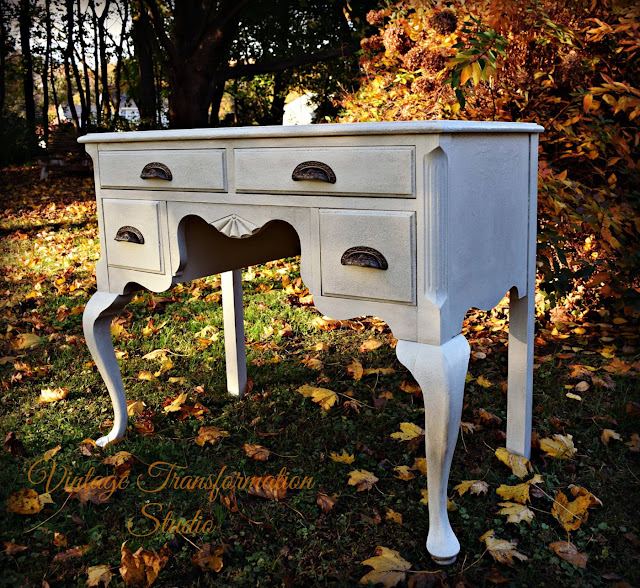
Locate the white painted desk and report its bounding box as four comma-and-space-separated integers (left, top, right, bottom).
79, 120, 542, 565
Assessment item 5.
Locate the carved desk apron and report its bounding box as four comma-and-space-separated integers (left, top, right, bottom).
79, 120, 543, 565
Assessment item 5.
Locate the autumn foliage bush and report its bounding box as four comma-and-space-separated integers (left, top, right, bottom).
339, 0, 640, 313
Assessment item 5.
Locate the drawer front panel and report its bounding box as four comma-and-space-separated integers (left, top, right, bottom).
103, 199, 163, 273
235, 147, 414, 197
99, 149, 226, 191
319, 209, 415, 304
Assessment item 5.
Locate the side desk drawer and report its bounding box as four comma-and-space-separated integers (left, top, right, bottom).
102, 199, 164, 273
319, 209, 416, 304
99, 149, 226, 191
235, 147, 414, 197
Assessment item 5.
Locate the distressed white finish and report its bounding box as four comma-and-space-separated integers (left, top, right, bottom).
79, 120, 542, 564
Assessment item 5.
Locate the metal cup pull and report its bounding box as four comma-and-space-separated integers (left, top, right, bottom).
115, 226, 144, 244
140, 162, 173, 181
292, 161, 336, 184
341, 246, 388, 270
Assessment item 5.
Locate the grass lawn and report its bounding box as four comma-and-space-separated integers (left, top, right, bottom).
1, 165, 639, 587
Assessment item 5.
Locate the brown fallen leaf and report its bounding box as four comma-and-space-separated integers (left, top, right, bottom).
495, 447, 532, 478
4, 432, 26, 456
359, 338, 384, 353
6, 489, 43, 515
195, 426, 229, 446
475, 408, 503, 427
13, 333, 41, 350
87, 564, 114, 587
626, 433, 640, 452
39, 387, 68, 403
317, 492, 338, 513
3, 541, 28, 556
348, 469, 379, 491
601, 429, 622, 445
360, 546, 412, 587
53, 531, 68, 547
103, 451, 138, 475
248, 475, 287, 500
53, 544, 90, 562
312, 316, 343, 330
627, 401, 640, 419
68, 476, 118, 505
191, 544, 225, 572
454, 479, 490, 497
549, 541, 588, 569
243, 443, 271, 461
479, 530, 528, 566
120, 542, 170, 587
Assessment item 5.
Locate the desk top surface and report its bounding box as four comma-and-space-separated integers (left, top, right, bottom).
79, 120, 544, 144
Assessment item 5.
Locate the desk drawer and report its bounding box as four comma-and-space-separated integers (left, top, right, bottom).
103, 199, 164, 273
235, 147, 414, 197
319, 209, 415, 304
99, 149, 226, 191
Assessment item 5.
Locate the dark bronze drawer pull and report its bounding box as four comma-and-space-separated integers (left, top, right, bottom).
140, 162, 173, 181
341, 246, 388, 270
292, 161, 336, 184
115, 226, 144, 244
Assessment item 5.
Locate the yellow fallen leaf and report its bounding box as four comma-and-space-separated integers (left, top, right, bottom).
360, 546, 412, 587
137, 370, 157, 381
142, 349, 168, 360
329, 450, 355, 464
552, 490, 598, 532
601, 429, 622, 445
127, 400, 145, 416
13, 333, 41, 350
400, 380, 421, 396
6, 489, 43, 515
168, 376, 187, 384
87, 565, 114, 587
348, 469, 379, 491
393, 465, 415, 481
497, 502, 535, 524
476, 375, 493, 388
454, 479, 489, 497
39, 492, 54, 505
43, 445, 62, 459
568, 484, 602, 506
301, 356, 324, 370
549, 541, 588, 569
539, 434, 577, 459
53, 531, 67, 547
363, 367, 395, 376
479, 530, 528, 566
496, 474, 543, 504
195, 426, 229, 446
120, 542, 171, 586
297, 385, 338, 410
39, 387, 68, 403
312, 316, 342, 330
390, 422, 424, 442
243, 443, 271, 461
163, 392, 188, 413
154, 356, 173, 377
359, 338, 384, 353
385, 509, 403, 524
495, 447, 533, 478
191, 544, 225, 572
412, 457, 427, 476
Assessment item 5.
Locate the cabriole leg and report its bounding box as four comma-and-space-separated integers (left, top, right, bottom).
506, 287, 534, 459
83, 291, 133, 447
396, 334, 470, 565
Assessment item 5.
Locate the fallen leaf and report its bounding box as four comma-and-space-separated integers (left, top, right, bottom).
549, 541, 588, 569
137, 370, 157, 381
626, 433, 640, 452
68, 477, 117, 505
497, 502, 534, 524
475, 408, 503, 427
391, 422, 424, 442
13, 333, 41, 349
6, 489, 43, 514
195, 426, 229, 446
359, 338, 383, 353
411, 457, 427, 476
626, 401, 640, 419
243, 443, 271, 461
53, 545, 90, 561
455, 480, 489, 497
163, 392, 189, 413
348, 469, 379, 491
141, 349, 169, 361
495, 447, 532, 478
39, 387, 68, 403
393, 465, 415, 481
103, 451, 138, 475
127, 400, 145, 416
552, 490, 598, 532
301, 355, 324, 370
574, 380, 590, 392
539, 434, 577, 459
53, 531, 68, 547
329, 450, 355, 464
87, 564, 114, 587
4, 432, 26, 456
120, 542, 170, 587
360, 546, 412, 587
312, 316, 342, 330
297, 385, 338, 410
317, 492, 338, 513
496, 474, 543, 504
385, 509, 403, 524
3, 542, 28, 555
479, 530, 528, 566
601, 429, 622, 445
400, 381, 421, 397
476, 375, 493, 388
191, 544, 225, 572
248, 475, 287, 500
315, 342, 331, 352
43, 445, 61, 459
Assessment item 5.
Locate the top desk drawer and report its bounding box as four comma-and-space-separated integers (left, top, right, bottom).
99, 149, 226, 191
234, 146, 414, 197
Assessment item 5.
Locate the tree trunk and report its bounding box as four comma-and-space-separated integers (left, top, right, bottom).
42, 0, 51, 145
19, 0, 36, 149
113, 0, 129, 123
132, 2, 156, 124
64, 0, 80, 129
167, 67, 214, 129
90, 0, 101, 124
266, 72, 286, 126
209, 80, 226, 126
0, 2, 8, 118
98, 0, 112, 120
77, 0, 92, 124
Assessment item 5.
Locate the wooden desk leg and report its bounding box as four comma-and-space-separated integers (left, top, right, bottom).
506, 286, 534, 459
396, 334, 470, 565
83, 291, 133, 447
222, 269, 248, 396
